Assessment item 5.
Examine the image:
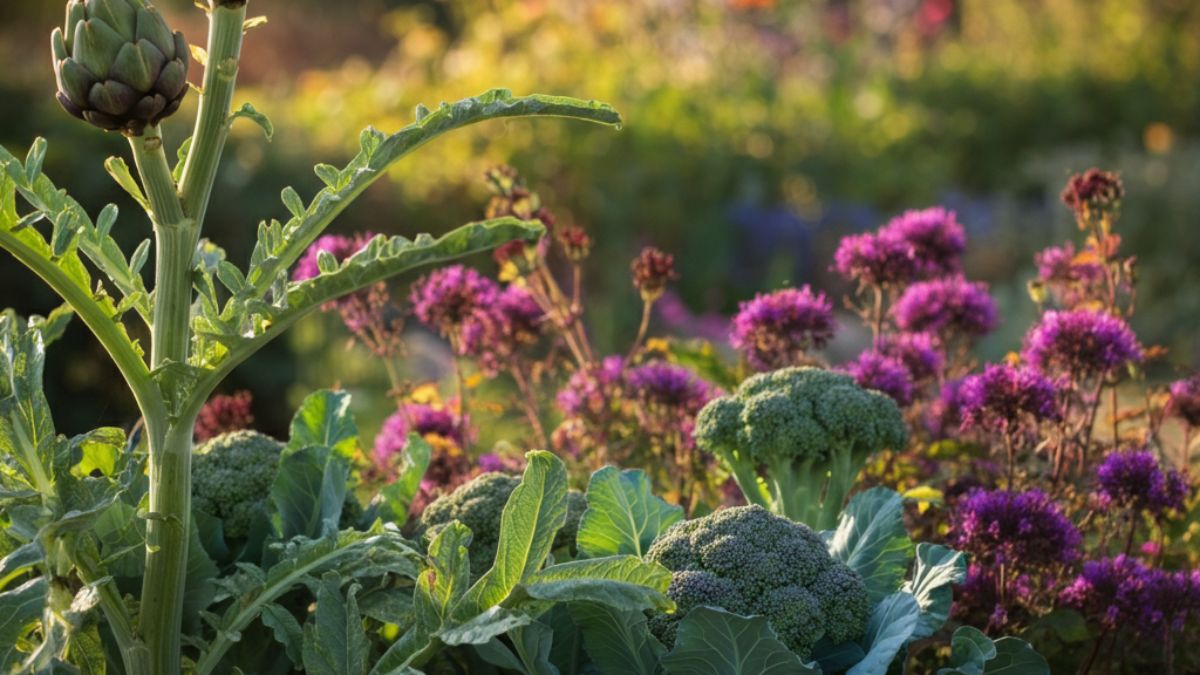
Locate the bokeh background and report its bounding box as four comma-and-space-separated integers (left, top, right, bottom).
2, 0, 1199, 439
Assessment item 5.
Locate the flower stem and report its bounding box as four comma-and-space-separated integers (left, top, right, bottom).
177, 2, 248, 227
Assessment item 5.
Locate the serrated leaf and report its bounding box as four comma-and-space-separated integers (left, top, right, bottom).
576, 467, 683, 559
302, 574, 369, 675
242, 89, 620, 301
660, 606, 818, 675
281, 186, 304, 219
261, 603, 304, 666
414, 521, 472, 632
229, 102, 274, 140
824, 487, 914, 603
313, 163, 340, 188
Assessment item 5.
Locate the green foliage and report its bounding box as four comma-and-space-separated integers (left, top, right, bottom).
378, 453, 673, 673
938, 626, 1051, 675
823, 488, 916, 604
646, 504, 871, 660
695, 367, 907, 529
192, 430, 284, 539
575, 466, 684, 559
659, 606, 819, 675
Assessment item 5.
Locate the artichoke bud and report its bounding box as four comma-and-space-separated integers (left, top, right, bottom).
51, 0, 190, 135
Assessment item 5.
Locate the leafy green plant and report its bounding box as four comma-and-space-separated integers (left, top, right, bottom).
0, 0, 619, 671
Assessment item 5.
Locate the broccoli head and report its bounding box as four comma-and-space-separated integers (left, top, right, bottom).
646, 505, 870, 659
416, 471, 587, 577
695, 367, 906, 529
192, 430, 283, 539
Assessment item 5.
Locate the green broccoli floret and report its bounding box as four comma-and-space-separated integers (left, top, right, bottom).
192, 430, 283, 539
695, 367, 907, 530
416, 472, 587, 577
646, 504, 870, 659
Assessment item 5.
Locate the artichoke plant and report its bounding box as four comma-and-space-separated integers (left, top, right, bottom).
51, 0, 189, 135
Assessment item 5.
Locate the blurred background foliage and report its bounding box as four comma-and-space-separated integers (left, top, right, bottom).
2, 0, 1198, 439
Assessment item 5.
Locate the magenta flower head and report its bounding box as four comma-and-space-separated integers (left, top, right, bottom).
1061, 557, 1199, 634
892, 276, 998, 339
879, 206, 966, 279
410, 265, 502, 357
842, 351, 914, 405
556, 356, 625, 422
730, 286, 836, 372
877, 332, 944, 381
1094, 449, 1190, 516
625, 361, 719, 448
625, 361, 719, 414
1022, 309, 1142, 377
832, 231, 919, 287
951, 488, 1081, 569
373, 402, 465, 466
1167, 374, 1200, 427
959, 363, 1061, 435
292, 232, 376, 282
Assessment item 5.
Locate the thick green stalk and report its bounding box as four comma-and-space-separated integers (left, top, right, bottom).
139, 420, 195, 675
129, 128, 196, 675
177, 2, 247, 227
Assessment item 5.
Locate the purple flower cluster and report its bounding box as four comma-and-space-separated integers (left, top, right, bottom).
877, 332, 944, 381
951, 488, 1081, 568
881, 207, 967, 278
626, 361, 719, 414
555, 356, 625, 421
832, 207, 966, 286
477, 452, 525, 474
1061, 556, 1200, 635
373, 403, 465, 466
842, 351, 914, 405
730, 286, 836, 371
959, 364, 1061, 435
924, 377, 966, 439
892, 276, 998, 339
1022, 309, 1142, 377
833, 231, 922, 287
410, 267, 545, 372
1094, 449, 1190, 516
1168, 374, 1200, 427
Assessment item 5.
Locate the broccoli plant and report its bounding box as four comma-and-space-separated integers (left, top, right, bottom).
0, 0, 619, 671
695, 367, 907, 530
646, 504, 872, 659
417, 471, 587, 578
192, 430, 282, 540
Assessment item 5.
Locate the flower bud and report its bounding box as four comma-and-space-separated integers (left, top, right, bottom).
51, 0, 190, 135
631, 246, 677, 302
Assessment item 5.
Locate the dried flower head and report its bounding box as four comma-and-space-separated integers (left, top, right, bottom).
1167, 374, 1200, 427
730, 286, 836, 372
631, 247, 678, 302
1061, 168, 1124, 217
557, 226, 592, 263
1022, 309, 1142, 377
